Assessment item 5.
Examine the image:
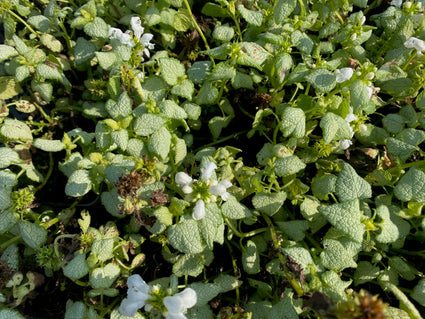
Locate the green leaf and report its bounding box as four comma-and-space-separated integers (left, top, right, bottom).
354, 261, 380, 285
64, 254, 89, 280
111, 129, 128, 151
199, 202, 224, 249
0, 77, 23, 100
222, 196, 250, 219
274, 0, 296, 24
168, 220, 204, 254
389, 256, 417, 281
173, 253, 204, 277
269, 293, 298, 319
158, 57, 185, 86
0, 45, 18, 62
101, 189, 125, 218
74, 37, 96, 65
0, 148, 21, 168
386, 137, 417, 161
319, 200, 366, 242
31, 81, 53, 102
95, 52, 117, 70
273, 53, 293, 86
145, 6, 161, 26
242, 240, 260, 274
231, 71, 253, 89
384, 307, 411, 319
171, 79, 194, 100
274, 156, 306, 177
0, 119, 33, 142
188, 61, 213, 84
173, 136, 187, 166
291, 30, 314, 55
321, 270, 352, 301
134, 113, 166, 136
0, 309, 25, 319
106, 92, 132, 120
383, 114, 405, 134
84, 17, 109, 39
394, 168, 425, 202
237, 5, 263, 26
28, 15, 51, 33
311, 174, 337, 201
189, 282, 221, 306
276, 220, 309, 241
375, 205, 410, 243
196, 81, 219, 105
411, 278, 425, 306
350, 80, 371, 113
397, 128, 425, 146
40, 34, 63, 53
306, 69, 336, 94
320, 235, 361, 271
282, 246, 317, 276
320, 112, 351, 144
212, 24, 235, 42
90, 263, 120, 289
209, 116, 232, 139
65, 169, 92, 197
335, 163, 371, 202
201, 3, 230, 18
252, 192, 286, 216
32, 139, 65, 152
238, 42, 269, 69
160, 100, 187, 119
213, 274, 242, 293
280, 107, 305, 138
18, 221, 47, 250
92, 238, 114, 262
0, 209, 19, 234
148, 126, 171, 160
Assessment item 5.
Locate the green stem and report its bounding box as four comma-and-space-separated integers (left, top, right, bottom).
225, 239, 240, 306
0, 236, 22, 252
34, 153, 55, 193
378, 279, 422, 319
7, 9, 39, 38
183, 0, 214, 64
53, 234, 77, 258
223, 216, 267, 238
194, 130, 249, 152
263, 214, 304, 297
34, 102, 54, 124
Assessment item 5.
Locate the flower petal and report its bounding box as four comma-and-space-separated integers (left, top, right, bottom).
175, 172, 193, 187
200, 162, 217, 181
339, 139, 353, 150
335, 67, 353, 83
119, 297, 145, 317
130, 16, 144, 40
192, 200, 206, 220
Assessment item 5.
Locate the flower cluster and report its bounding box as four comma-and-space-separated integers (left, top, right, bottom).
108, 17, 155, 59
175, 162, 232, 220
119, 275, 197, 319
404, 36, 425, 57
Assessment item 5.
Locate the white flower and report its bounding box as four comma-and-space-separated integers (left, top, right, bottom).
200, 162, 217, 181
391, 0, 402, 6
119, 275, 152, 317
209, 180, 232, 201
108, 27, 134, 47
192, 199, 206, 220
359, 124, 368, 132
345, 106, 358, 123
335, 67, 354, 83
163, 288, 197, 319
339, 139, 353, 150
404, 37, 425, 56
175, 172, 193, 187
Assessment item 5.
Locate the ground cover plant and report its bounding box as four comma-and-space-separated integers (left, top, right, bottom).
1, 0, 425, 318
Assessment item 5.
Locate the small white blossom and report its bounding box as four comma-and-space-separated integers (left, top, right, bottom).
345, 106, 358, 123
391, 0, 403, 6
119, 275, 152, 317
200, 162, 217, 181
175, 172, 193, 187
209, 180, 232, 201
335, 68, 354, 83
366, 86, 374, 99
108, 17, 155, 58
192, 199, 206, 220
404, 37, 425, 56
108, 27, 134, 47
163, 288, 197, 319
339, 139, 353, 150
359, 124, 368, 132
359, 16, 366, 25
